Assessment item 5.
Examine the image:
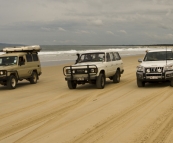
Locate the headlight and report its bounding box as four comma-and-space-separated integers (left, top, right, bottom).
0, 71, 6, 75
165, 65, 173, 71
157, 68, 162, 72
66, 69, 71, 74
137, 66, 144, 71
146, 68, 150, 73
90, 68, 97, 73
90, 69, 94, 73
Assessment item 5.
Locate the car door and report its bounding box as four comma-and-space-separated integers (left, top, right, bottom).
114, 52, 123, 71
105, 53, 112, 77
109, 52, 117, 75
17, 56, 29, 78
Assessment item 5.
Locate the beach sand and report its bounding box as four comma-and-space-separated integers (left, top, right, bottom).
1, 55, 173, 143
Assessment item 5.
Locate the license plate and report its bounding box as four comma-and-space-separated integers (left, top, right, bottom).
149, 76, 158, 79
77, 77, 84, 80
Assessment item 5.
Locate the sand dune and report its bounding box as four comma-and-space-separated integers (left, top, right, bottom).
1, 55, 173, 143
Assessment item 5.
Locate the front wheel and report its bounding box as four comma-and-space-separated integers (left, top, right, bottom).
96, 73, 105, 89
67, 80, 77, 89
137, 79, 145, 87
30, 71, 38, 84
7, 75, 17, 89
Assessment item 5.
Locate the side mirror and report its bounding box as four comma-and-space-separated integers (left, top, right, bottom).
138, 59, 142, 63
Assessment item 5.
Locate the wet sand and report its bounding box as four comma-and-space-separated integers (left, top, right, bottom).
1, 55, 173, 143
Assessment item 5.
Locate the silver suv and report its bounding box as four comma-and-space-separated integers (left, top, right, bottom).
63, 51, 124, 89
136, 49, 173, 87
0, 45, 42, 89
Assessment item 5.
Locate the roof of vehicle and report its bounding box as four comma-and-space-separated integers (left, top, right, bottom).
146, 49, 173, 53
2, 45, 41, 53
0, 52, 31, 57
79, 51, 119, 54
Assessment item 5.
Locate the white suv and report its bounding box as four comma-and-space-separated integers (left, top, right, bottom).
136, 49, 173, 87
63, 51, 124, 89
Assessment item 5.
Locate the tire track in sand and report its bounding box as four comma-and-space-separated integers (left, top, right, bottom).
133, 102, 173, 143
0, 92, 96, 141
65, 87, 170, 143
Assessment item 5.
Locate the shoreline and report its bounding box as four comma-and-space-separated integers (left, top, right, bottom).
40, 54, 145, 67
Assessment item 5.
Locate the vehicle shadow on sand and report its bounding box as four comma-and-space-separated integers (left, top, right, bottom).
143, 81, 171, 88
0, 82, 37, 90
74, 80, 119, 90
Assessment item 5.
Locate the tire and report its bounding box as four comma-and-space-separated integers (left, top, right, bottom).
137, 79, 145, 87
96, 73, 105, 89
30, 71, 38, 84
7, 75, 17, 89
67, 80, 77, 89
170, 79, 173, 87
113, 70, 120, 83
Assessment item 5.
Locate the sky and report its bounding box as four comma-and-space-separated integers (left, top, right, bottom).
0, 0, 173, 45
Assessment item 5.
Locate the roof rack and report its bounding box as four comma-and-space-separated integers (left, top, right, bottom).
2, 45, 41, 53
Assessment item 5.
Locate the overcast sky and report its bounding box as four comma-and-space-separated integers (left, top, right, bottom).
0, 0, 173, 45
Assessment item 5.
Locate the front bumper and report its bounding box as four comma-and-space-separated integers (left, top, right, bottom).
0, 75, 8, 85
65, 74, 97, 81
136, 70, 173, 81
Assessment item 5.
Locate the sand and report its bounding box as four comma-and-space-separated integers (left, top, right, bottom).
1, 55, 173, 143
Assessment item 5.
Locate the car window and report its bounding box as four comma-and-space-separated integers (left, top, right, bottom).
0, 56, 17, 66
32, 54, 39, 61
26, 54, 33, 62
78, 53, 105, 63
110, 52, 116, 61
106, 53, 111, 62
144, 51, 173, 61
114, 52, 121, 60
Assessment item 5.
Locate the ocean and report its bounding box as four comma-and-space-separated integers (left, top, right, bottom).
1, 45, 173, 66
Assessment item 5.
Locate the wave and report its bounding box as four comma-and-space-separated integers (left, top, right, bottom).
38, 47, 152, 55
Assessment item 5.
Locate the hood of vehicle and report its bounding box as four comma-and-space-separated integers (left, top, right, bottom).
140, 61, 173, 67
0, 65, 16, 70
75, 62, 104, 66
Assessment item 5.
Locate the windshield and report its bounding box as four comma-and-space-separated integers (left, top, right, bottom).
78, 53, 105, 63
144, 51, 173, 61
0, 56, 18, 66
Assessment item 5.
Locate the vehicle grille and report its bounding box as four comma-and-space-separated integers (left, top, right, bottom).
146, 74, 162, 76
145, 67, 163, 73
75, 69, 87, 74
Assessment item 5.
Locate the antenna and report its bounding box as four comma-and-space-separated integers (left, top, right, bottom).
166, 46, 167, 65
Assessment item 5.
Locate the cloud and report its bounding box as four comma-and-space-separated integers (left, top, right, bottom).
0, 0, 173, 45
166, 9, 172, 16
106, 31, 114, 35
119, 30, 127, 34
90, 19, 103, 26
58, 27, 66, 31
41, 27, 51, 31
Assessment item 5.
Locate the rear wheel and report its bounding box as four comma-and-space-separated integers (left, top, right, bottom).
67, 80, 77, 89
96, 73, 105, 89
30, 71, 38, 84
7, 75, 17, 89
113, 70, 120, 83
170, 79, 173, 87
137, 79, 145, 87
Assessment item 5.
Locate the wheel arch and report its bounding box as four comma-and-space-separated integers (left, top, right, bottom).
8, 71, 19, 80
99, 70, 105, 76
